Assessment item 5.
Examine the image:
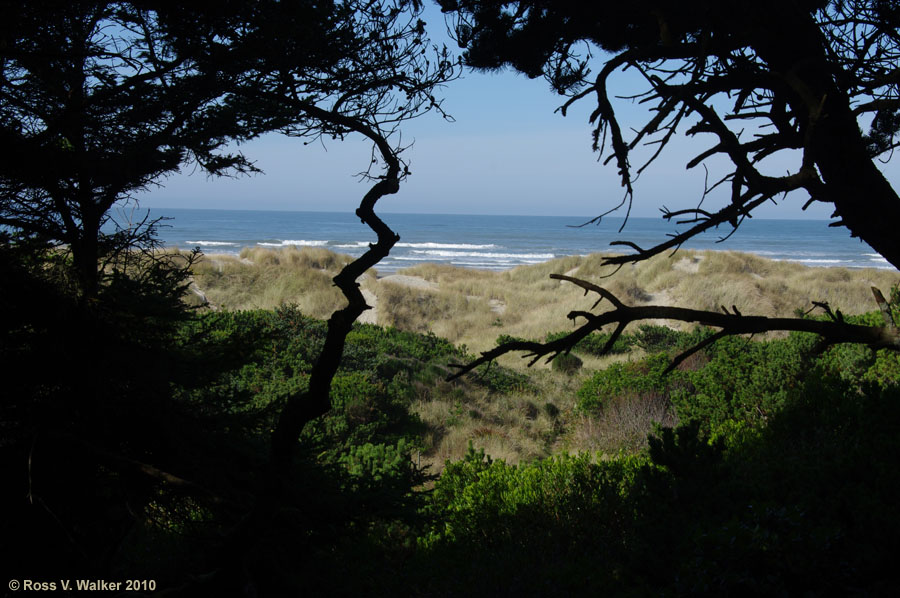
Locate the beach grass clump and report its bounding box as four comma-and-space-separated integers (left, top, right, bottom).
239, 245, 355, 271
189, 246, 372, 316
570, 394, 678, 456
410, 369, 578, 472
375, 279, 477, 334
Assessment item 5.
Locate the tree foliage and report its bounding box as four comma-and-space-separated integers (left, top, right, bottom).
440, 0, 900, 269
0, 2, 247, 296
1, 1, 458, 591
439, 0, 900, 379
0, 0, 456, 298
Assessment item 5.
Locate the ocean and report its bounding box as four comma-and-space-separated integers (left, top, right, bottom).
122, 207, 893, 273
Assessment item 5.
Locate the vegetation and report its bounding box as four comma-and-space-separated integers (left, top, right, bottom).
13, 277, 900, 593
438, 0, 900, 382
4, 1, 900, 595
193, 246, 899, 349
0, 0, 454, 299
5, 220, 900, 594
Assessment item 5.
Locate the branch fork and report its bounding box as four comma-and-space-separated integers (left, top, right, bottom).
449, 275, 900, 380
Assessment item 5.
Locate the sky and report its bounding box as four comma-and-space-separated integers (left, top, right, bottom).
136, 6, 899, 221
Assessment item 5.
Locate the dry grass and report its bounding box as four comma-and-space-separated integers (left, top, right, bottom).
408, 362, 680, 472
568, 394, 678, 457
409, 369, 584, 473
389, 249, 897, 353
189, 246, 375, 317
189, 246, 898, 352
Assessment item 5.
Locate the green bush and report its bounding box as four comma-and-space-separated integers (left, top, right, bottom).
576, 352, 681, 412
422, 444, 661, 549
468, 362, 534, 394
674, 334, 816, 432
495, 333, 527, 346
551, 351, 582, 374
415, 376, 900, 596
345, 324, 460, 373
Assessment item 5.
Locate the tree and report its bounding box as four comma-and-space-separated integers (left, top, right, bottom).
0, 2, 255, 298
0, 1, 455, 301
1, 1, 457, 586
156, 0, 460, 467
437, 0, 900, 373
439, 0, 900, 269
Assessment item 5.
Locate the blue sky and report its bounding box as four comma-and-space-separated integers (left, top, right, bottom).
136, 6, 898, 220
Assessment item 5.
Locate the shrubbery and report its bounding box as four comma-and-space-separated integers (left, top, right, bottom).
550, 351, 582, 374
416, 369, 900, 595
577, 351, 678, 412
171, 301, 900, 595
8, 256, 899, 596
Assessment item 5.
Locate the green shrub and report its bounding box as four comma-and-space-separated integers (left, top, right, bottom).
577, 352, 681, 412
674, 334, 816, 433
468, 362, 533, 394
338, 439, 424, 506
632, 324, 689, 353
495, 333, 527, 346
551, 351, 583, 374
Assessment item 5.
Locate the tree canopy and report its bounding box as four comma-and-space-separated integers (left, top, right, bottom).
0, 0, 455, 298
439, 0, 900, 269
0, 2, 458, 588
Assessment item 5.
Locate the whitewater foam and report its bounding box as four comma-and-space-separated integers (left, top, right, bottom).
257, 240, 329, 247
187, 240, 239, 246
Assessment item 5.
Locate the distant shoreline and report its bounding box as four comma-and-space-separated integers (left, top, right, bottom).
137, 209, 892, 272
191, 244, 895, 275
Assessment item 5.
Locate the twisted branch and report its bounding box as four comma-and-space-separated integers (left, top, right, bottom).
270, 111, 401, 468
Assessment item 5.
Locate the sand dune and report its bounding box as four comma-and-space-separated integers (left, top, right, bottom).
190, 246, 898, 350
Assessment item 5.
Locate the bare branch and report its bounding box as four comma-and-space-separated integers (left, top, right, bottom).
448, 277, 900, 381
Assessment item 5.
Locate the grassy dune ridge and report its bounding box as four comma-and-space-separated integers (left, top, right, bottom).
184, 246, 898, 467
191, 245, 898, 351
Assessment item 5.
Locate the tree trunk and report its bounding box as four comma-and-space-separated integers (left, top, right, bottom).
753, 10, 900, 270
72, 220, 100, 300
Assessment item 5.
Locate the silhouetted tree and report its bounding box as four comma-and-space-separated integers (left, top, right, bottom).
0, 2, 252, 298
438, 0, 900, 374
1, 1, 457, 587
0, 1, 454, 300
440, 0, 900, 269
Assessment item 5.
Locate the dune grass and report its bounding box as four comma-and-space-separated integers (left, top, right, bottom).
190, 246, 898, 351
383, 249, 897, 353
189, 246, 377, 317
405, 358, 681, 471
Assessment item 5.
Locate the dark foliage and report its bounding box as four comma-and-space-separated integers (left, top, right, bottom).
413, 342, 900, 597
0, 0, 456, 298
0, 1, 458, 591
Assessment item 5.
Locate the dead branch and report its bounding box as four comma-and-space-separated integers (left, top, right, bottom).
448, 276, 900, 381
